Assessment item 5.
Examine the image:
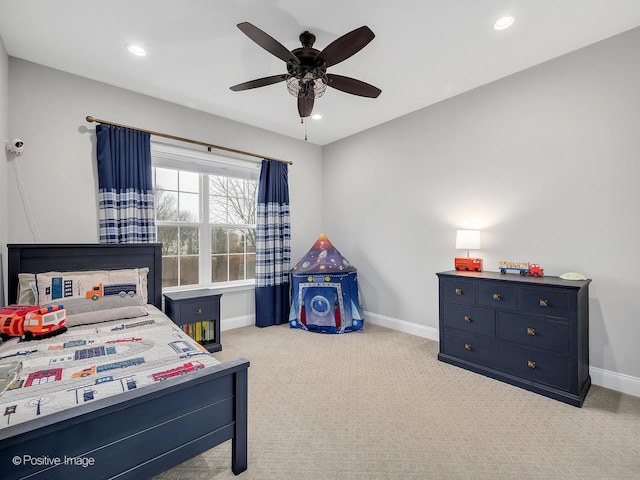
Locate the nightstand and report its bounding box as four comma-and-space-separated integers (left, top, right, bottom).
163, 289, 222, 353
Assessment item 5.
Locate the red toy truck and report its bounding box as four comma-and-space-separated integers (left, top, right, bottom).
498, 261, 544, 277
454, 257, 483, 272
0, 304, 67, 339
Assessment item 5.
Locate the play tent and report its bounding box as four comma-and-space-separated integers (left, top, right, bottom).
289, 233, 364, 333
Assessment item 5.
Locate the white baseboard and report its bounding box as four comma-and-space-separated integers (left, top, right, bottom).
364, 311, 439, 341
363, 311, 640, 398
221, 315, 254, 331
589, 366, 640, 398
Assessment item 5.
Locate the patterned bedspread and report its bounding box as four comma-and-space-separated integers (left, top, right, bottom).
0, 306, 220, 428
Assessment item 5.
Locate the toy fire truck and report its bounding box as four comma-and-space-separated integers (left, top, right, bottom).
0, 304, 67, 340
454, 257, 483, 272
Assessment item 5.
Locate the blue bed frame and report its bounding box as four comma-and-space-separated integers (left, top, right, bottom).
1, 244, 249, 479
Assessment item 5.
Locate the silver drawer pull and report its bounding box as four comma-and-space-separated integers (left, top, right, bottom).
527, 360, 536, 369
455, 288, 463, 295
195, 308, 202, 315
464, 315, 472, 322
464, 343, 472, 351
539, 299, 548, 307
493, 293, 501, 300
527, 327, 536, 336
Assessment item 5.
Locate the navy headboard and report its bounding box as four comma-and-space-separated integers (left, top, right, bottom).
7, 244, 163, 309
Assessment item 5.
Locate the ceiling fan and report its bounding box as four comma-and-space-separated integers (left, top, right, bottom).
230, 22, 382, 120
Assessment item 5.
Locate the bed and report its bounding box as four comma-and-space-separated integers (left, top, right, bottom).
0, 243, 249, 479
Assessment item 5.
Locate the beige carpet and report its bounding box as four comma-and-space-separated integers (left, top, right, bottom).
154, 323, 640, 480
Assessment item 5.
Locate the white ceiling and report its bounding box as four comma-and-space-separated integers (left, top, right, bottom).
1, 0, 640, 146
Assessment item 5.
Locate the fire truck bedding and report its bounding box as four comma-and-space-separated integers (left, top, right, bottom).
0, 306, 220, 428
0, 244, 249, 480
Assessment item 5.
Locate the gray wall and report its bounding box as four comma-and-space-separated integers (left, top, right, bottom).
323, 27, 640, 385
6, 58, 323, 322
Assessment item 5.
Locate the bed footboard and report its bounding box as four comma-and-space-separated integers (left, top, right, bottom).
0, 358, 249, 479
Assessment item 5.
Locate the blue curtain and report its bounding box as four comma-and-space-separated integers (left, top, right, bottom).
255, 159, 291, 327
96, 124, 156, 243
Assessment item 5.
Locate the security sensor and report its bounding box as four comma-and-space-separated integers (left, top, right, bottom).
5, 138, 24, 156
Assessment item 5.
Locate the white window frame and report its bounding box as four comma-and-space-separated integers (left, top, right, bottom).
152, 143, 261, 293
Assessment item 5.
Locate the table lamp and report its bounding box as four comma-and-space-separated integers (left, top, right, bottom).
454, 229, 483, 272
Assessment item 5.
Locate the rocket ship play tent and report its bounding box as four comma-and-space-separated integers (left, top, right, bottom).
289, 233, 364, 333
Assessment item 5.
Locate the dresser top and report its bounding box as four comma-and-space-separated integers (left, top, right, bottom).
437, 270, 591, 289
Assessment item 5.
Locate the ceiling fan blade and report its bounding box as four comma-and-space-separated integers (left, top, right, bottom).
297, 92, 315, 118
326, 74, 381, 98
230, 74, 287, 92
315, 26, 375, 68
237, 22, 300, 65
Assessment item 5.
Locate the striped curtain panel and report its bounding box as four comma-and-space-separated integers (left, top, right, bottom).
96, 124, 156, 243
255, 159, 291, 327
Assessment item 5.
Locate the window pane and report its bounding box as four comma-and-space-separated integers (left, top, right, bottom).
180, 227, 199, 255
158, 226, 178, 255
211, 228, 228, 255
179, 192, 200, 222
179, 256, 199, 286
156, 191, 179, 221
209, 196, 228, 223
227, 197, 245, 224
246, 253, 256, 279
211, 255, 228, 283
209, 175, 227, 195
162, 256, 178, 287
155, 167, 178, 190
179, 170, 199, 193
229, 230, 244, 254
229, 255, 245, 281
246, 228, 256, 253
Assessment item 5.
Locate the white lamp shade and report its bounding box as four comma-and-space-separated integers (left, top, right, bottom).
456, 230, 481, 250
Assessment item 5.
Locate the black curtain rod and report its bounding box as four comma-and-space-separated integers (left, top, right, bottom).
85, 116, 293, 165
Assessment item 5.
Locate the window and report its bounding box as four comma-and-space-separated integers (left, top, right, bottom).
152, 144, 259, 288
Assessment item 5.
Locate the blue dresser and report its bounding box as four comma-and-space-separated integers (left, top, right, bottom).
437, 270, 591, 407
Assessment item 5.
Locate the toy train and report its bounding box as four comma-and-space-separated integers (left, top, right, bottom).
499, 261, 544, 277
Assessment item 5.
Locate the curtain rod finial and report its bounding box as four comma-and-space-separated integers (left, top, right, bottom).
86, 115, 95, 122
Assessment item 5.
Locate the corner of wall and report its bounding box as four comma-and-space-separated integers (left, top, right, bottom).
0, 35, 9, 306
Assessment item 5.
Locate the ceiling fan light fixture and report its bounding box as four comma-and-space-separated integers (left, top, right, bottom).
286, 75, 327, 99
494, 16, 515, 30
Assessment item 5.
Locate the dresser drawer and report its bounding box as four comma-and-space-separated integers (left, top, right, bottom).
443, 303, 495, 337
498, 312, 569, 354
441, 279, 476, 305
172, 297, 220, 324
478, 283, 518, 310
441, 330, 502, 371
519, 288, 570, 318
498, 343, 570, 391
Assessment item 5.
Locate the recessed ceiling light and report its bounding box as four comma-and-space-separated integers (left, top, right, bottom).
127, 44, 147, 56
494, 16, 515, 30
311, 114, 322, 120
